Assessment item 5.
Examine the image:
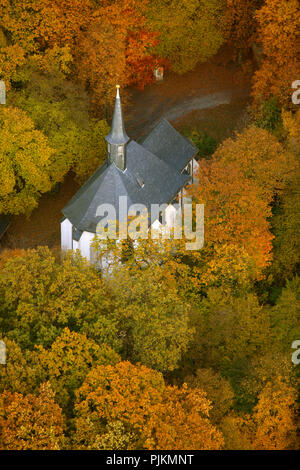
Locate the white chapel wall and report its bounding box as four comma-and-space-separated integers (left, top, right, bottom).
61, 218, 72, 251
78, 231, 95, 261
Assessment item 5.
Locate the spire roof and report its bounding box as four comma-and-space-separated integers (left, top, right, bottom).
105, 85, 130, 145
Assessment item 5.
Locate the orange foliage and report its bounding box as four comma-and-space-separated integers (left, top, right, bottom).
224, 0, 263, 56
0, 0, 158, 103
74, 361, 223, 450
0, 383, 65, 450
0, 248, 26, 269
75, 0, 158, 105
252, 0, 300, 107
188, 126, 296, 287
244, 377, 298, 450
37, 0, 92, 48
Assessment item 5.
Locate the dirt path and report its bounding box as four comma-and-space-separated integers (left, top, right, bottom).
163, 90, 233, 121
126, 46, 252, 141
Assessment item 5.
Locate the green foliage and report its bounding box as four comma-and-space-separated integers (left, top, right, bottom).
270, 277, 300, 353
0, 105, 55, 215
254, 97, 282, 132
0, 337, 41, 396
104, 263, 194, 372
0, 247, 120, 350
269, 172, 300, 283
188, 130, 217, 158
184, 368, 234, 423
146, 0, 226, 73
183, 288, 272, 408
9, 69, 109, 183
35, 329, 121, 415
0, 247, 192, 373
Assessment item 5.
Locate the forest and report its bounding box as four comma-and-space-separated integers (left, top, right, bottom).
0, 0, 299, 451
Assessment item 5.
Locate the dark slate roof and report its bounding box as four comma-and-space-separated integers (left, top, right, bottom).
0, 215, 10, 239
62, 140, 190, 233
73, 227, 83, 241
105, 88, 129, 145
142, 118, 197, 172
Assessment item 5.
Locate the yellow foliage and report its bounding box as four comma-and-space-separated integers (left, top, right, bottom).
0, 106, 55, 214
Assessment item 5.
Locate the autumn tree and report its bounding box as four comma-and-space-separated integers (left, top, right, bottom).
223, 0, 263, 60
221, 376, 298, 450
75, 0, 158, 106
187, 126, 297, 288
36, 0, 92, 49
0, 383, 65, 450
146, 0, 225, 73
282, 108, 300, 156
149, 384, 224, 450
220, 414, 252, 450
1, 0, 158, 107
0, 247, 119, 350
212, 126, 295, 211
238, 351, 296, 414
270, 277, 300, 353
270, 176, 300, 284
37, 0, 159, 96
10, 69, 110, 183
244, 377, 298, 450
105, 259, 193, 372
269, 110, 300, 283
188, 159, 270, 288
0, 106, 56, 215
0, 43, 26, 88
0, 0, 89, 82
74, 361, 224, 450
35, 328, 120, 415
0, 246, 192, 372
185, 288, 271, 386
0, 1, 41, 53
0, 337, 41, 396
252, 0, 300, 108
0, 1, 61, 87
184, 368, 234, 424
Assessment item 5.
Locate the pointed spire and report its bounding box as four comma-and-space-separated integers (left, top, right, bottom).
105, 85, 129, 145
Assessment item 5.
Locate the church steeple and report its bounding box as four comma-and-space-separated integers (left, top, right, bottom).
105, 85, 129, 171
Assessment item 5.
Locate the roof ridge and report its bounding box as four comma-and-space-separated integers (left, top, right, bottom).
129, 139, 188, 180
